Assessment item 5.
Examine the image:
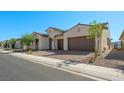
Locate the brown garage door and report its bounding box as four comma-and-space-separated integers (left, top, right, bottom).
58, 39, 63, 50
68, 36, 95, 51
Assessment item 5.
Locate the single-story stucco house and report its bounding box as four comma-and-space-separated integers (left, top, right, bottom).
119, 30, 124, 49
32, 32, 49, 50
46, 27, 65, 50
15, 39, 23, 49
46, 23, 111, 53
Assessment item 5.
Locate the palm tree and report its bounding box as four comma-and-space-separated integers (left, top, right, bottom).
21, 33, 36, 53
88, 21, 107, 60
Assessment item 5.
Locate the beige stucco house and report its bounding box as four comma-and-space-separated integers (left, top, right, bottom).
119, 30, 124, 49
15, 39, 23, 49
32, 32, 49, 50
47, 27, 64, 50
46, 23, 111, 53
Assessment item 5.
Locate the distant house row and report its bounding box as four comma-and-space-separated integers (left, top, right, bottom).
13, 23, 111, 53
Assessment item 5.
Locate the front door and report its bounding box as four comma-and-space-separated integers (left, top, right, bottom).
58, 39, 63, 50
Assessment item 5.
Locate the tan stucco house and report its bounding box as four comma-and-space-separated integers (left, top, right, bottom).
46, 23, 111, 53
15, 39, 23, 49
32, 32, 49, 50
119, 30, 124, 49
47, 27, 64, 50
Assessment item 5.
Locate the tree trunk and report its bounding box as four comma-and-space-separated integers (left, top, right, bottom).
95, 36, 98, 59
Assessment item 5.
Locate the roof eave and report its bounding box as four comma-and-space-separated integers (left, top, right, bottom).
33, 32, 48, 37
46, 27, 65, 33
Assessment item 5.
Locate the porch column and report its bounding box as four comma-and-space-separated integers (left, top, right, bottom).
64, 37, 68, 50
32, 40, 36, 49
52, 38, 55, 50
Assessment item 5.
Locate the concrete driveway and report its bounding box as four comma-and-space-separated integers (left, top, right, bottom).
95, 49, 124, 70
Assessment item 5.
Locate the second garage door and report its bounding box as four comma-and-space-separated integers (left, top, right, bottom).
68, 36, 95, 51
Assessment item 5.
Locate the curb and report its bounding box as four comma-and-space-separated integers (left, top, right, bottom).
9, 52, 124, 81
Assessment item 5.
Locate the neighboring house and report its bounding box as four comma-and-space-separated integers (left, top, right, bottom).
112, 41, 121, 49
32, 32, 49, 50
47, 27, 65, 50
46, 23, 111, 53
119, 30, 124, 49
15, 39, 23, 49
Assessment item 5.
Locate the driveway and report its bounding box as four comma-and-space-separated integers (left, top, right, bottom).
31, 50, 94, 62
95, 49, 124, 70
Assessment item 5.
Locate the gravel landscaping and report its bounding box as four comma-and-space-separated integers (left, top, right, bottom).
30, 49, 124, 70
31, 50, 94, 62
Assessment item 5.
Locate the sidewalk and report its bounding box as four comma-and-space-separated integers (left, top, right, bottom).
8, 52, 124, 81
0, 49, 14, 53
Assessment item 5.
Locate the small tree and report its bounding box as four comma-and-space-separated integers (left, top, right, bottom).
88, 21, 107, 61
0, 41, 2, 47
9, 38, 17, 48
21, 33, 36, 53
0, 41, 5, 48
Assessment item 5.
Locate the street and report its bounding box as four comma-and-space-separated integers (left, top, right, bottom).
0, 53, 95, 81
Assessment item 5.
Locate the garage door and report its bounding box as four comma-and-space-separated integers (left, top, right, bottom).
68, 36, 95, 51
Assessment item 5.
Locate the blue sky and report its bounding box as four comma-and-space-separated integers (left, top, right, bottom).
0, 11, 123, 42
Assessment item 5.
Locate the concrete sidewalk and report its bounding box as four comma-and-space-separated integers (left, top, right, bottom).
0, 49, 14, 54
8, 52, 124, 81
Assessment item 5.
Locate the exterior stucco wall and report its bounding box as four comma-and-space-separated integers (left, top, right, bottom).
121, 37, 124, 41
101, 29, 110, 52
15, 40, 22, 49
47, 28, 63, 39
121, 40, 124, 49
120, 32, 124, 49
32, 34, 40, 49
63, 25, 92, 50
32, 41, 36, 49
32, 34, 49, 50
47, 28, 63, 49
40, 36, 49, 50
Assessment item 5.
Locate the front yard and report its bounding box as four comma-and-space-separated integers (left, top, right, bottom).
8, 48, 124, 70
29, 49, 124, 70
31, 50, 94, 62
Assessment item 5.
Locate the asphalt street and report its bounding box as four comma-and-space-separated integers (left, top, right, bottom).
0, 53, 95, 81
